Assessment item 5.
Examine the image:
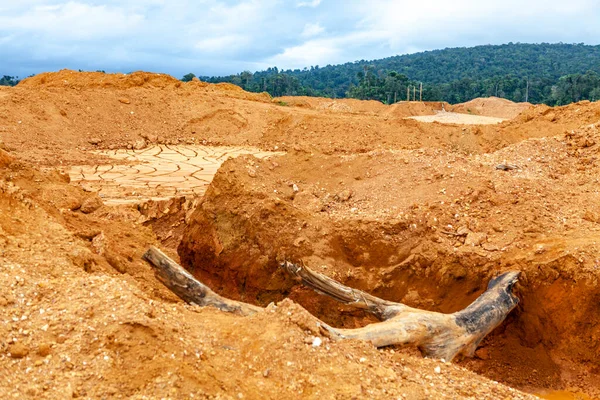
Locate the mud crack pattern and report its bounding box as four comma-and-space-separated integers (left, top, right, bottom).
68, 145, 284, 204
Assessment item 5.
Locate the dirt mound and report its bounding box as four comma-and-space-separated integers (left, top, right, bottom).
451, 97, 532, 119
19, 69, 185, 90
385, 101, 446, 118
275, 96, 446, 117
275, 96, 388, 114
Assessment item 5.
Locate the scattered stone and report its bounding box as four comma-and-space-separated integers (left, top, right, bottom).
118, 98, 131, 104
141, 133, 158, 143
80, 195, 103, 213
465, 232, 487, 247
133, 139, 147, 150
475, 348, 490, 360
456, 226, 470, 236
37, 343, 51, 357
88, 138, 102, 145
8, 342, 29, 359
335, 189, 353, 202
482, 243, 500, 252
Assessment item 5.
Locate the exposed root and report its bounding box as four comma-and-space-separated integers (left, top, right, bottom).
143, 246, 520, 361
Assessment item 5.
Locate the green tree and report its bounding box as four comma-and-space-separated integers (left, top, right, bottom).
181, 73, 196, 82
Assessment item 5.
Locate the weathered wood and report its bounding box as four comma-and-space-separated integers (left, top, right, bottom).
142, 246, 262, 316
142, 246, 520, 361
281, 261, 405, 320
282, 261, 520, 361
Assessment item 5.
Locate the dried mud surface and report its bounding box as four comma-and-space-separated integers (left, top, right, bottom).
1, 70, 600, 399
68, 145, 284, 204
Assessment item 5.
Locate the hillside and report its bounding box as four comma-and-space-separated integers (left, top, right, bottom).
202, 43, 600, 105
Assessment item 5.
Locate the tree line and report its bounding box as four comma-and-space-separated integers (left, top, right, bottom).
0, 76, 19, 86
194, 43, 600, 106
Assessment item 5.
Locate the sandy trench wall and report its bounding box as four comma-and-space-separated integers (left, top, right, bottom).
178, 134, 600, 390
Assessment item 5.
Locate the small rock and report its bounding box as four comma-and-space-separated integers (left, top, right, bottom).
312, 337, 322, 347
88, 138, 102, 145
80, 195, 103, 214
434, 366, 441, 374
456, 226, 470, 236
37, 343, 51, 357
292, 183, 299, 192
118, 98, 131, 104
465, 232, 487, 247
133, 139, 147, 150
475, 348, 490, 360
247, 167, 256, 178
8, 342, 29, 359
141, 133, 158, 143
335, 189, 353, 202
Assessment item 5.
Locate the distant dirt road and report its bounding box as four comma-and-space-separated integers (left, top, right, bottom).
406, 111, 505, 125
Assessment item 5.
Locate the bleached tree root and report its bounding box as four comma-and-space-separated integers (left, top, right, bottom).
143, 246, 261, 315
282, 261, 520, 360
143, 246, 520, 361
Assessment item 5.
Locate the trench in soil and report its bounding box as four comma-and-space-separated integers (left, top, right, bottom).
68, 145, 599, 400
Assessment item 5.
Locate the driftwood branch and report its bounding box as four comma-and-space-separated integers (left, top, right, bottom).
142, 246, 261, 316
282, 261, 520, 360
142, 246, 520, 361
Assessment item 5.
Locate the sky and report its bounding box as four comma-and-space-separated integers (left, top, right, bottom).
1, 0, 600, 79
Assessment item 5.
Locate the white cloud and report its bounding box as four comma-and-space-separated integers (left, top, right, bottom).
301, 22, 325, 38
297, 0, 322, 8
268, 40, 341, 68
1, 0, 600, 77
0, 2, 144, 40
195, 35, 249, 53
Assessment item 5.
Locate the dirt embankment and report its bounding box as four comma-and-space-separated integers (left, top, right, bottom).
450, 97, 532, 119
3, 70, 587, 168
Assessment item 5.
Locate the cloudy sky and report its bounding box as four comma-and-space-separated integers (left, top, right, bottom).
1, 0, 600, 79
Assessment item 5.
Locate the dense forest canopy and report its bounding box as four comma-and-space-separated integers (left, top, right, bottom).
197, 43, 600, 106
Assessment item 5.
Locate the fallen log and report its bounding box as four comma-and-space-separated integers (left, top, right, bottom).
143, 246, 261, 315
282, 261, 520, 360
143, 246, 520, 361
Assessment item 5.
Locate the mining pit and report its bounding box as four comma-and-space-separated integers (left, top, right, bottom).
1, 70, 600, 399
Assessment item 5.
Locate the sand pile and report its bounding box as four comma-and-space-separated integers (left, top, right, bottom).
450, 97, 532, 119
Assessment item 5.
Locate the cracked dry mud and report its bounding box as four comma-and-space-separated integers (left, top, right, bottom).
67, 145, 284, 204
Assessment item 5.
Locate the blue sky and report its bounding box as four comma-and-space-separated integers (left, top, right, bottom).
1, 0, 600, 79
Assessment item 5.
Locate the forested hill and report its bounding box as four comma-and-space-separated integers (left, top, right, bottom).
197, 43, 600, 105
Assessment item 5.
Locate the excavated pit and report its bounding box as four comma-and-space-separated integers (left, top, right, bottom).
60, 136, 600, 398
63, 141, 600, 398
175, 147, 600, 399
